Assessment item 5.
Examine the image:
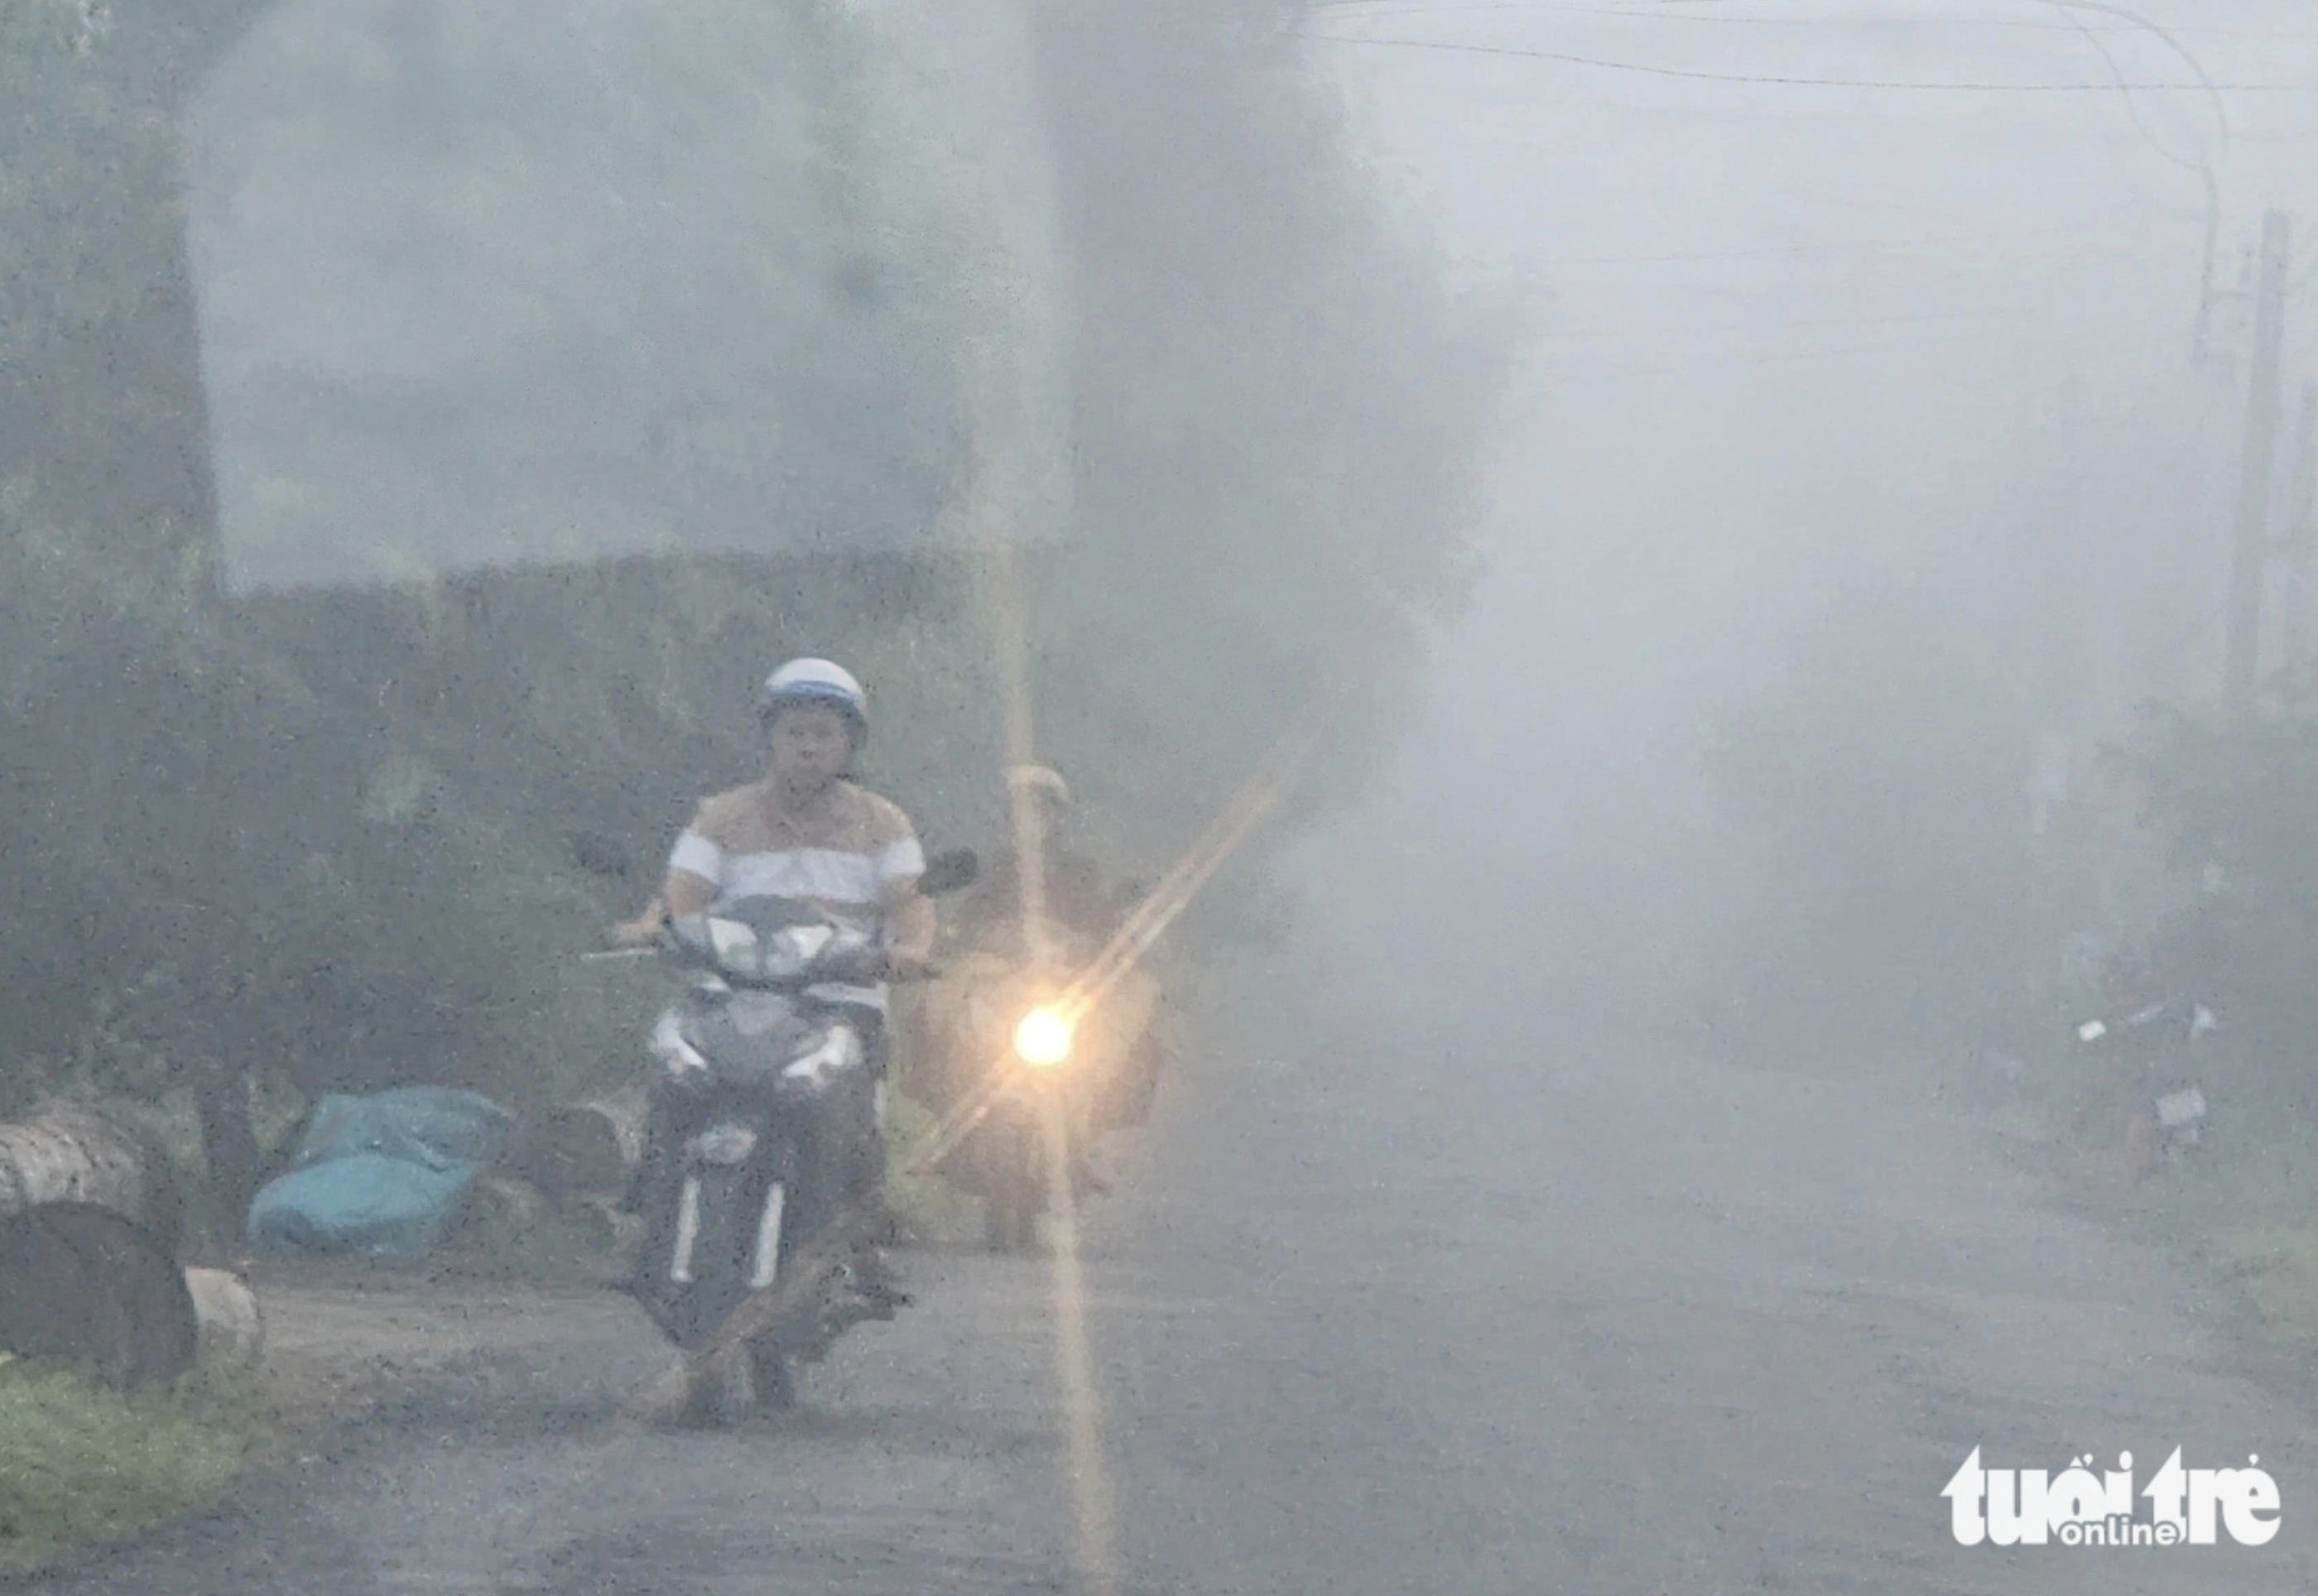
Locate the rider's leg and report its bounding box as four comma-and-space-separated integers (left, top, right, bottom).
816, 1013, 907, 1313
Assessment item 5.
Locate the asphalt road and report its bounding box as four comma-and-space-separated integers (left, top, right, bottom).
30, 1003, 2318, 1594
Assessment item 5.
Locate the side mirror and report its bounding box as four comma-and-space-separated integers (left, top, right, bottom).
919, 848, 979, 897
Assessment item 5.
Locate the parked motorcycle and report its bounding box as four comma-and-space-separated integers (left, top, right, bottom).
2076, 993, 2216, 1167
622, 848, 975, 1421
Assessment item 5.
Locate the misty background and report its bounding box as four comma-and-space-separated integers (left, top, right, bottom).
11, 0, 2318, 1228
185, 0, 1079, 587
0, 0, 1501, 1224
21, 6, 2318, 1588
1289, 0, 2318, 1066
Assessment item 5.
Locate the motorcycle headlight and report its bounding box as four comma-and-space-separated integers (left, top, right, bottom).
1013, 1005, 1075, 1069
761, 922, 836, 980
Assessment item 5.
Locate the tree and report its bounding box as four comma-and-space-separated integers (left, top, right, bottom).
2109, 674, 2318, 1114
0, 0, 1506, 1230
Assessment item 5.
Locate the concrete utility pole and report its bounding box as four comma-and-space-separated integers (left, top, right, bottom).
2225, 209, 2291, 714
2279, 378, 2318, 672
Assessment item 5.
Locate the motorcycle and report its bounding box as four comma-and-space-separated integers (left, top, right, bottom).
623, 848, 976, 1421
2075, 993, 2216, 1168
955, 958, 1084, 1253
929, 941, 1164, 1253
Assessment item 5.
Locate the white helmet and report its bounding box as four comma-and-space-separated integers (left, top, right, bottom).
756, 657, 868, 743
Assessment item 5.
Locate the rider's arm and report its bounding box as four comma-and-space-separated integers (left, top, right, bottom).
611, 870, 717, 947
873, 810, 935, 972
884, 885, 936, 968
610, 894, 667, 947
611, 811, 724, 945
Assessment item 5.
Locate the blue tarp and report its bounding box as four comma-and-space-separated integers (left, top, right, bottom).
247, 1087, 513, 1262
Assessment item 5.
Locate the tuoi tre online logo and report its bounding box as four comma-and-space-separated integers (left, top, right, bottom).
1944, 1447, 2280, 1548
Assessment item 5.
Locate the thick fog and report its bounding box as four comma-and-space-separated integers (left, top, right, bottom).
187, 0, 1074, 588
23, 2, 2318, 1590
1288, 0, 2318, 1046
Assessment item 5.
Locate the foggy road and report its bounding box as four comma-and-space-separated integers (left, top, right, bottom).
33, 1006, 2318, 1595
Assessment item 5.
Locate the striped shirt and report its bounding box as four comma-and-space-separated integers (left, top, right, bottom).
667, 777, 925, 1011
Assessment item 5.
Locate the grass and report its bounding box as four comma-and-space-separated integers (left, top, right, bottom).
0, 1358, 253, 1574
884, 1087, 974, 1243
2116, 1094, 2318, 1346
1934, 1032, 2318, 1354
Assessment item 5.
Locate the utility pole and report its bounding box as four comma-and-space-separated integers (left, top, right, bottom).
2279, 378, 2318, 672
2225, 208, 2291, 714
2192, 165, 2222, 369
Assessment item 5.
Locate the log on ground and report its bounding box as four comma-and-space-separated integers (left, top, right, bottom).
0, 1202, 199, 1389
0, 1098, 184, 1247
184, 1267, 265, 1373
509, 1082, 650, 1201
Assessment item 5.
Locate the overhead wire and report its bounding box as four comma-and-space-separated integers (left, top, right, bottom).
1528, 232, 2191, 264
1538, 305, 2206, 375
2037, 0, 2234, 147
1296, 31, 2306, 90
1538, 303, 2066, 339
1308, 1, 2308, 37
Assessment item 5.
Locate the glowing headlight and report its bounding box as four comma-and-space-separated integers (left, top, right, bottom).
1012, 1005, 1075, 1068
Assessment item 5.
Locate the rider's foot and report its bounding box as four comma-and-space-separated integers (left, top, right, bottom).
820, 1246, 910, 1328
862, 1199, 911, 1248
747, 1342, 796, 1411
852, 1247, 911, 1311
667, 1362, 721, 1429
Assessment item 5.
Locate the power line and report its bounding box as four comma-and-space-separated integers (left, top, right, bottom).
1297, 31, 2308, 90
1531, 239, 2190, 266
1538, 297, 2214, 366
1539, 304, 2070, 339
1308, 2, 2311, 38
1546, 336, 2072, 378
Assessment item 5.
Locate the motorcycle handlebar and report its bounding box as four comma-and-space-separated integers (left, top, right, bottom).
581, 940, 945, 984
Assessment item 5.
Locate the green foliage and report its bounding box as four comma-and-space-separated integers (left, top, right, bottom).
1700, 592, 2039, 1058
882, 1087, 971, 1241
0, 978, 174, 1119
2106, 678, 2318, 1113
1020, 2, 1508, 868
0, 1359, 247, 1572
0, 0, 1504, 1197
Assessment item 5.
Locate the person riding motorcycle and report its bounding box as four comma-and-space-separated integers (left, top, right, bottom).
926, 765, 1161, 1208
950, 765, 1116, 957
613, 657, 934, 1325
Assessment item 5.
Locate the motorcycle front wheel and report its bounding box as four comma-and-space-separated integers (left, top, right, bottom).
982, 1113, 1041, 1253
747, 1332, 796, 1411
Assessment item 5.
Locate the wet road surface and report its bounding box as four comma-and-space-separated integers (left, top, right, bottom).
31, 1007, 2318, 1594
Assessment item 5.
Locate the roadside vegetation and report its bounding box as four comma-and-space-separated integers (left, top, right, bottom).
0, 0, 1508, 1567
0, 1358, 254, 1574
1701, 590, 2318, 1353
2, 0, 1503, 1233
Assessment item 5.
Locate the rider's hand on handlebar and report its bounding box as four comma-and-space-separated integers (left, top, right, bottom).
608, 912, 668, 949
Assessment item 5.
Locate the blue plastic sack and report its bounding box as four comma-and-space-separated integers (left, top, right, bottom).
247, 1087, 513, 1262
